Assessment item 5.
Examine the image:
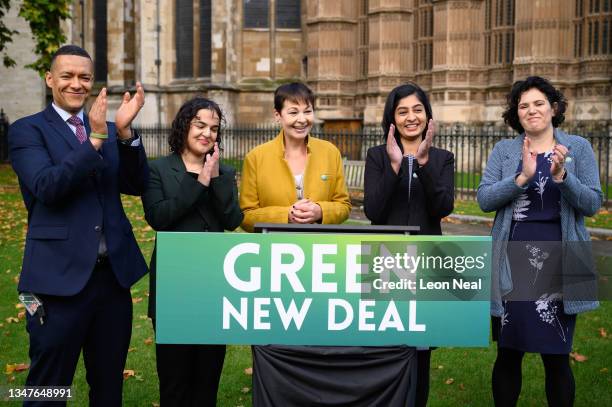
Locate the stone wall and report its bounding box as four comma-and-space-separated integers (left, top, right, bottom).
1, 0, 609, 127
0, 0, 46, 122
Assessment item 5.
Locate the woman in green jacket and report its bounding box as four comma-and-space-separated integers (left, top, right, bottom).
142, 97, 243, 407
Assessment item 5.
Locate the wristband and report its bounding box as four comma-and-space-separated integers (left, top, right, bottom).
90, 132, 108, 140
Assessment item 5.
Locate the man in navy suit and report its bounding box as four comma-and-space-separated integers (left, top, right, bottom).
8, 45, 149, 406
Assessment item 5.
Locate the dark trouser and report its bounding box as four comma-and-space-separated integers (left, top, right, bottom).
156, 343, 226, 407
415, 349, 432, 407
24, 259, 132, 407
492, 347, 575, 407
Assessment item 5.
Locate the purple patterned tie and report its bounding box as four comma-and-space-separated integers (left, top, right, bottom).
67, 115, 87, 144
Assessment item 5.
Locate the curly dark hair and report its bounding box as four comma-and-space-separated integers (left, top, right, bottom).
168, 97, 224, 153
381, 82, 433, 150
502, 76, 567, 134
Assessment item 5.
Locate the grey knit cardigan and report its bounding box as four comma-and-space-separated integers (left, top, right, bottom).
477, 129, 602, 317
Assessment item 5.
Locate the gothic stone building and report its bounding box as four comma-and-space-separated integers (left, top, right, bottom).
1, 0, 610, 128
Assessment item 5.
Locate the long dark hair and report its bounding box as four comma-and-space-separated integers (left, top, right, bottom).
381, 82, 433, 149
502, 76, 567, 134
168, 97, 224, 153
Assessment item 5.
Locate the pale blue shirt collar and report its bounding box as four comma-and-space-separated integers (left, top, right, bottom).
51, 103, 84, 134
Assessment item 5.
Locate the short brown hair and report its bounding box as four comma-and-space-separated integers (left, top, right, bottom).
274, 82, 315, 112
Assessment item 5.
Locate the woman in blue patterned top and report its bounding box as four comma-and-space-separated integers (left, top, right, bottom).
477, 76, 602, 406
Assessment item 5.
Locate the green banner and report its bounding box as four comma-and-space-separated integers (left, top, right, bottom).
156, 233, 492, 347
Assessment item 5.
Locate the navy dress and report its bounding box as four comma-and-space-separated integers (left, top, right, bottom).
493, 152, 576, 354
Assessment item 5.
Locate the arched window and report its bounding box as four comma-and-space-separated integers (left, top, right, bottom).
276, 0, 300, 29
576, 0, 612, 56
484, 0, 514, 65
244, 0, 269, 28
175, 0, 194, 78
175, 0, 212, 79
94, 0, 107, 82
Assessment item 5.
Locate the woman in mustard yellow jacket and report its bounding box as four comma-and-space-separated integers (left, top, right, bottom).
240, 82, 351, 231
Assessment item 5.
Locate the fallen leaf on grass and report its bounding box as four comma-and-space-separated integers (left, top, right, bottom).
132, 297, 143, 304
244, 367, 253, 375
123, 369, 135, 379
570, 352, 588, 362
138, 315, 149, 320
5, 269, 11, 274
5, 363, 29, 374
13, 275, 19, 284
5, 317, 19, 324
0, 323, 4, 328
144, 337, 153, 345
7, 375, 15, 382
241, 387, 250, 394
15, 303, 24, 309
152, 403, 160, 407
17, 311, 25, 319
128, 347, 137, 353
459, 383, 465, 390
600, 368, 608, 373
599, 327, 607, 338
445, 378, 454, 385
437, 365, 444, 370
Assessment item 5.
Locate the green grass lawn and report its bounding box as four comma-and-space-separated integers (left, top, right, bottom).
1, 164, 611, 406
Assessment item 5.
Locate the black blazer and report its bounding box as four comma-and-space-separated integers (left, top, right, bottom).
363, 144, 454, 235
142, 153, 243, 318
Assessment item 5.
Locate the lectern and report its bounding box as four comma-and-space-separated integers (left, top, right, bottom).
251, 222, 420, 407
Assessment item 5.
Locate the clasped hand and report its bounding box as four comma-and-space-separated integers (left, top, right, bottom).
289, 199, 322, 224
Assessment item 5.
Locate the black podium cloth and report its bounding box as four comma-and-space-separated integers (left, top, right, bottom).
252, 345, 416, 406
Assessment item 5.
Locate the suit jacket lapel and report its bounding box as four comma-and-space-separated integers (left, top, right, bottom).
43, 105, 81, 151
169, 153, 186, 186
169, 153, 214, 228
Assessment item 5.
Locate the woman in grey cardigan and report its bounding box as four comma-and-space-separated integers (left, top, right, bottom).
477, 76, 602, 407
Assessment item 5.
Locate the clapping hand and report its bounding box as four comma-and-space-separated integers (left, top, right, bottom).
550, 144, 568, 182
197, 143, 220, 187
415, 119, 435, 166
115, 82, 145, 139
516, 137, 537, 187
289, 198, 322, 224
386, 124, 402, 174
88, 88, 108, 150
